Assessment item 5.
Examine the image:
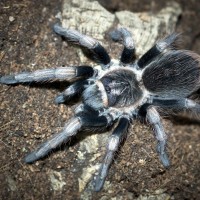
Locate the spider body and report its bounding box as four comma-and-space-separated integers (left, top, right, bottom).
83, 61, 144, 112
1, 24, 200, 191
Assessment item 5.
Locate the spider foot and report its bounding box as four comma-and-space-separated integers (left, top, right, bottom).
24, 140, 54, 163
157, 142, 170, 168
0, 75, 18, 84
55, 94, 66, 104
24, 150, 41, 163
159, 153, 170, 168
94, 162, 110, 192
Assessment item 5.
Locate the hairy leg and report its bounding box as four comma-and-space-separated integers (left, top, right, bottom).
53, 24, 111, 68
94, 117, 130, 191
25, 112, 110, 163
110, 28, 135, 64
55, 79, 88, 104
137, 33, 179, 68
146, 106, 170, 167
24, 117, 82, 163
152, 98, 200, 114
0, 66, 94, 84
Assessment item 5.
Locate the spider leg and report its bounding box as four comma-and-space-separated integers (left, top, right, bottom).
25, 112, 111, 163
53, 24, 111, 68
152, 98, 200, 115
94, 117, 130, 192
110, 28, 135, 65
77, 111, 110, 127
146, 106, 170, 168
0, 65, 94, 85
55, 78, 96, 104
137, 33, 179, 68
24, 117, 82, 163
55, 79, 87, 104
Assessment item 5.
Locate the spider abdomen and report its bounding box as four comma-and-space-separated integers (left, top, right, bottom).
142, 50, 200, 98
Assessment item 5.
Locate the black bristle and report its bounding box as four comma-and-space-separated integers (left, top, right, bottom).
92, 44, 111, 65
77, 113, 108, 127
137, 45, 160, 68
76, 66, 94, 77
121, 47, 135, 64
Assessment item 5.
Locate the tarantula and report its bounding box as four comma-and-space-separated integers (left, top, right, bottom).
1, 24, 200, 191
